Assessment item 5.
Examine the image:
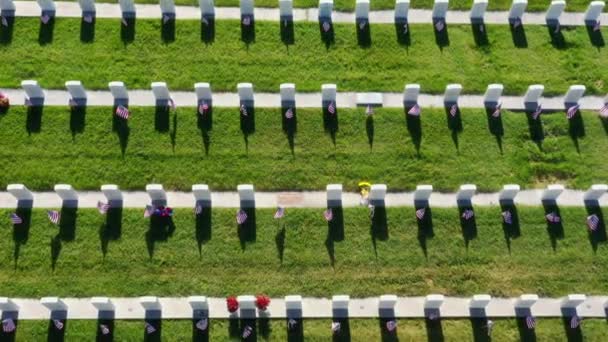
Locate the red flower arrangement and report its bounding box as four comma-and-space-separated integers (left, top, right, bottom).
255, 294, 271, 311
226, 296, 239, 313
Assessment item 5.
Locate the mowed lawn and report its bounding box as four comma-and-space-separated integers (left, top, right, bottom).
0, 207, 607, 297
0, 106, 607, 191
0, 19, 607, 94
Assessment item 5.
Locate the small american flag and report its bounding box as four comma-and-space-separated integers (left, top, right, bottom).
2, 318, 15, 333
323, 208, 333, 222
100, 324, 110, 335
594, 20, 601, 31
587, 214, 599, 232
242, 16, 251, 26
145, 322, 156, 334
121, 17, 128, 26
236, 209, 248, 225
554, 22, 560, 34
322, 21, 331, 32
545, 212, 561, 223
416, 208, 426, 220
368, 204, 375, 219
115, 105, 130, 119
285, 107, 294, 119
532, 104, 542, 120
288, 318, 297, 330
242, 325, 253, 338
502, 210, 512, 224
513, 18, 522, 28
479, 23, 484, 33
53, 319, 64, 330
525, 315, 536, 329
240, 104, 248, 116
2, 16, 8, 27
486, 319, 494, 336
199, 102, 209, 115
600, 103, 608, 117
163, 15, 170, 24
492, 103, 502, 118
47, 210, 60, 224
202, 17, 209, 25
566, 104, 579, 119
403, 23, 408, 34
435, 20, 445, 32
41, 14, 50, 24
144, 205, 154, 218
386, 320, 397, 332
449, 104, 458, 117
365, 105, 374, 116
196, 318, 208, 331
194, 204, 203, 215
462, 209, 474, 220
10, 213, 23, 225
274, 207, 285, 219
428, 312, 439, 320
327, 101, 336, 114
168, 98, 176, 111
83, 14, 93, 24
408, 104, 421, 116
331, 322, 341, 333
358, 21, 366, 30
570, 315, 582, 329
97, 201, 110, 214
68, 98, 77, 108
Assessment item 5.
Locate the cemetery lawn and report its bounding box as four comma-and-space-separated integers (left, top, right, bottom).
0, 206, 607, 298
11, 318, 608, 340
1, 106, 607, 192
1, 19, 607, 95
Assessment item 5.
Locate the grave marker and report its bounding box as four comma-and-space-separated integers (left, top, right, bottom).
432, 0, 449, 20
240, 0, 254, 28
65, 81, 87, 107
199, 0, 214, 19
192, 184, 211, 207
151, 82, 172, 108
101, 185, 122, 207
561, 294, 586, 309
470, 294, 491, 309
516, 294, 539, 309
139, 296, 161, 311
108, 81, 129, 106
36, 0, 56, 20
414, 185, 433, 205
194, 82, 213, 116
160, 0, 176, 22
0, 0, 16, 18
78, 0, 96, 22
545, 0, 565, 27
356, 0, 370, 30
91, 297, 115, 312
541, 184, 564, 203
238, 184, 255, 208
499, 184, 520, 203
563, 85, 585, 108
584, 1, 604, 26
319, 0, 333, 32
40, 297, 67, 312
0, 298, 18, 312
523, 84, 544, 111
54, 184, 78, 208
187, 296, 209, 311
322, 83, 337, 113
21, 80, 45, 107
583, 184, 608, 203
470, 0, 487, 23
394, 0, 410, 26
326, 184, 342, 207
508, 0, 527, 24
443, 84, 462, 105
369, 184, 387, 206
279, 0, 293, 25
456, 184, 476, 206
119, 0, 136, 19
483, 84, 503, 109
403, 83, 420, 108
146, 184, 167, 207
7, 184, 33, 202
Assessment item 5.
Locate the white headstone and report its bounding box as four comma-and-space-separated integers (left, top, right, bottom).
470, 294, 492, 308
516, 294, 539, 308
7, 184, 33, 201
508, 0, 527, 20
356, 93, 383, 107
151, 82, 171, 101
237, 83, 254, 102
280, 83, 296, 103
139, 296, 161, 310
285, 295, 302, 310
237, 295, 256, 310
101, 184, 122, 201
65, 81, 87, 102
194, 83, 213, 102
146, 184, 166, 202
187, 296, 208, 310
584, 184, 608, 201
378, 295, 398, 309
108, 81, 129, 100
21, 80, 45, 105
545, 0, 566, 21
0, 0, 16, 12
484, 84, 503, 104
432, 0, 449, 19
78, 0, 95, 13
199, 0, 214, 15
240, 0, 254, 16
0, 298, 18, 312
40, 297, 66, 311
326, 184, 342, 202
279, 0, 293, 17
395, 0, 410, 20
36, 0, 56, 12
470, 0, 487, 20
238, 184, 255, 202
563, 85, 586, 105
523, 85, 544, 104
160, 0, 175, 15
355, 0, 370, 19
584, 1, 605, 22
403, 84, 420, 103
562, 294, 586, 308
119, 0, 136, 15
192, 184, 211, 202
457, 184, 477, 201
541, 184, 564, 202
369, 184, 387, 201
414, 185, 433, 202
54, 184, 78, 202
444, 84, 462, 103
332, 295, 350, 310
322, 84, 337, 102
499, 184, 520, 202
319, 0, 333, 18
425, 294, 444, 309
91, 297, 114, 311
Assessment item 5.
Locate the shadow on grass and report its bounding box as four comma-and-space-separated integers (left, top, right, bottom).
326, 204, 344, 267
282, 103, 297, 154
201, 15, 215, 43
547, 21, 567, 49
444, 103, 462, 151
319, 19, 335, 49
120, 17, 136, 44
323, 102, 338, 146
394, 20, 410, 46
112, 105, 130, 156
12, 204, 32, 267
584, 201, 607, 253
516, 316, 537, 341
280, 18, 295, 46
415, 203, 434, 259
509, 20, 527, 48
484, 105, 503, 153
275, 225, 286, 264
51, 206, 78, 269
356, 19, 371, 48
432, 18, 449, 49
70, 105, 86, 138
80, 16, 95, 43
471, 21, 488, 46
161, 17, 175, 43
542, 200, 564, 251
240, 103, 255, 152
405, 105, 422, 155
470, 317, 491, 342
155, 104, 170, 133
96, 317, 115, 342
560, 315, 583, 342
585, 23, 604, 48
500, 201, 521, 253
195, 204, 212, 256
424, 316, 444, 342
38, 17, 55, 45
47, 316, 67, 342
525, 109, 544, 146
567, 108, 585, 153
241, 15, 255, 45
26, 106, 43, 135
366, 115, 374, 150
370, 203, 388, 258
145, 215, 176, 259
287, 317, 304, 342
237, 206, 257, 250
332, 310, 351, 342
144, 317, 162, 342
0, 15, 15, 44
197, 103, 213, 155
458, 205, 477, 249
99, 206, 123, 259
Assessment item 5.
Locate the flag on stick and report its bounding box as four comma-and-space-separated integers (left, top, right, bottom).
274, 207, 285, 219
163, 15, 170, 24
331, 322, 341, 333
10, 213, 22, 225
386, 320, 397, 332
115, 105, 130, 119
408, 104, 421, 116
1, 16, 8, 27
502, 210, 512, 224
570, 315, 582, 329
462, 209, 475, 220
587, 214, 599, 232
242, 325, 253, 338
327, 101, 336, 114
242, 16, 251, 26
83, 14, 93, 24
199, 102, 209, 115
532, 104, 542, 120
240, 104, 248, 116
323, 208, 333, 222
144, 205, 154, 218
194, 204, 203, 215
566, 104, 579, 119
97, 201, 110, 214
416, 208, 426, 220
449, 104, 458, 117
145, 322, 156, 334
121, 17, 128, 26
525, 315, 536, 329
492, 103, 502, 118
47, 210, 60, 224
285, 107, 294, 119
196, 318, 208, 331
594, 20, 601, 31
53, 319, 64, 330
322, 21, 331, 32
100, 324, 110, 335
41, 14, 50, 24
236, 209, 248, 225
2, 318, 15, 333
545, 212, 561, 223
435, 20, 445, 32
600, 103, 608, 117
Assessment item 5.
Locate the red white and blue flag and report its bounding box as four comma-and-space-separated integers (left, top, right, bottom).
47, 210, 60, 224
525, 315, 536, 329
462, 209, 474, 220
145, 322, 156, 334
1, 16, 8, 27
163, 15, 170, 24
199, 102, 209, 115
274, 207, 285, 219
322, 21, 331, 32
416, 208, 426, 220
594, 20, 601, 31
100, 324, 110, 335
328, 101, 336, 114
513, 18, 522, 28
502, 210, 512, 224
121, 17, 128, 26
587, 214, 599, 231
10, 213, 22, 225
194, 204, 203, 215
492, 103, 502, 118
236, 209, 248, 224
449, 104, 458, 117
115, 105, 130, 119
41, 14, 50, 24
196, 318, 208, 331
532, 104, 542, 120
599, 103, 608, 117
242, 325, 253, 338
144, 205, 154, 218
242, 16, 251, 26
285, 107, 294, 119
386, 320, 397, 332
570, 315, 582, 329
97, 201, 110, 214
324, 208, 333, 222
240, 104, 248, 116
408, 104, 421, 116
545, 212, 561, 223
84, 14, 93, 24
53, 319, 64, 330
2, 318, 15, 333
331, 322, 341, 333
435, 20, 445, 32
566, 104, 579, 119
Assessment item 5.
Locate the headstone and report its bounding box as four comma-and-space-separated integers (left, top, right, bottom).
378, 295, 397, 309
457, 184, 477, 205
238, 184, 255, 208
54, 184, 78, 206
237, 295, 256, 317
541, 184, 564, 202
160, 0, 176, 20
516, 294, 538, 308
146, 184, 167, 206
499, 184, 520, 203
7, 184, 33, 201
119, 0, 136, 19
470, 294, 491, 308
583, 184, 608, 202
322, 83, 337, 108
470, 0, 487, 22
444, 84, 462, 105
483, 84, 503, 108
356, 93, 383, 111
563, 85, 586, 107
199, 0, 214, 17
151, 82, 171, 107
285, 295, 302, 310
332, 295, 350, 310
21, 80, 45, 106
91, 297, 114, 311
240, 0, 254, 27
424, 294, 444, 309
326, 184, 342, 207
395, 0, 410, 24
356, 0, 370, 28
545, 0, 566, 24
0, 298, 18, 312
108, 81, 129, 106
65, 81, 87, 107
187, 296, 209, 310
508, 0, 527, 22
319, 0, 333, 21
40, 297, 67, 311
562, 294, 586, 308
192, 184, 211, 205
432, 0, 449, 19
369, 184, 387, 206
584, 1, 604, 25
414, 185, 433, 204
139, 296, 161, 311
279, 0, 293, 23
194, 82, 213, 111
523, 84, 544, 111
238, 83, 254, 110
280, 83, 296, 108
0, 0, 16, 17
78, 0, 96, 19
101, 184, 123, 202
403, 83, 420, 107
36, 0, 56, 17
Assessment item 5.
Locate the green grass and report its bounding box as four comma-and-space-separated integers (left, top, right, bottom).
0, 206, 607, 297
1, 19, 607, 94
10, 318, 608, 341
1, 106, 607, 191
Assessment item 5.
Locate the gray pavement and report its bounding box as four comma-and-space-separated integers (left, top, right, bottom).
6, 1, 608, 27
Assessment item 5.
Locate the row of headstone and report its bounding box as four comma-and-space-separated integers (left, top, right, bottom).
18, 80, 604, 113
6, 183, 608, 207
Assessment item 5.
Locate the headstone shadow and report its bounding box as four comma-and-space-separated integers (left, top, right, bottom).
70, 105, 86, 138
12, 203, 32, 267
471, 21, 488, 46
275, 226, 286, 263
155, 103, 170, 133
120, 18, 136, 44
239, 316, 257, 341
201, 16, 215, 43
0, 311, 19, 342
378, 309, 398, 342
281, 103, 297, 154
485, 104, 503, 153
47, 314, 67, 342
370, 202, 388, 258
38, 18, 55, 45
585, 24, 604, 48
112, 104, 130, 156
195, 203, 212, 256
366, 116, 374, 150
280, 19, 295, 46
542, 200, 564, 251
424, 316, 444, 342
191, 309, 209, 342
394, 20, 410, 46
145, 214, 176, 259
444, 103, 462, 151
241, 15, 255, 45
144, 315, 162, 342
319, 19, 335, 49
240, 102, 255, 152
326, 203, 344, 267
405, 104, 422, 155
96, 314, 115, 342
415, 201, 434, 259
161, 17, 175, 43
50, 201, 80, 269
566, 107, 585, 153
432, 18, 449, 49
547, 21, 566, 49
458, 205, 477, 249
80, 16, 95, 43
584, 202, 607, 252
524, 108, 544, 147
197, 103, 213, 155
286, 317, 304, 342
26, 106, 43, 135
515, 314, 537, 342
0, 15, 15, 44
560, 314, 583, 342
470, 317, 491, 342
99, 205, 123, 259
237, 205, 256, 250
323, 102, 338, 145
356, 19, 371, 48
500, 201, 521, 253
332, 309, 351, 342
509, 20, 528, 48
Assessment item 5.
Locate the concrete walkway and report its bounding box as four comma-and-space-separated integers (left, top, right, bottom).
0, 189, 605, 208
1, 88, 607, 110
2, 295, 606, 319
5, 1, 608, 27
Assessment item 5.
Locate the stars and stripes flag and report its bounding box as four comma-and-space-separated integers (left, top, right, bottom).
368, 204, 375, 219
288, 318, 297, 330
403, 23, 408, 34
358, 20, 366, 30
322, 21, 331, 32
327, 101, 336, 114
323, 208, 333, 222
428, 312, 439, 320
502, 210, 512, 224
121, 17, 128, 26
274, 207, 285, 219
242, 325, 253, 338
479, 23, 485, 33
196, 318, 208, 331
1, 16, 7, 27
97, 201, 110, 214
416, 208, 426, 220
236, 209, 248, 225
331, 322, 341, 333
365, 105, 374, 116
53, 319, 64, 330
408, 103, 421, 116
545, 212, 561, 223
285, 107, 294, 119
525, 315, 536, 329
486, 319, 494, 336
599, 103, 608, 117
10, 213, 23, 225
2, 318, 15, 333
435, 20, 445, 32
492, 103, 502, 118
83, 14, 93, 24
242, 16, 251, 26
462, 209, 475, 220
168, 98, 176, 111
570, 315, 582, 329
202, 17, 209, 25
41, 14, 50, 24
199, 102, 209, 115
194, 204, 203, 215
566, 104, 579, 119
163, 15, 170, 24
145, 322, 156, 334
144, 205, 154, 218
386, 320, 397, 332
594, 20, 601, 31
513, 17, 522, 28
587, 214, 599, 232
100, 324, 110, 335
554, 22, 560, 34
532, 104, 542, 120
47, 210, 60, 224
115, 105, 130, 119
449, 104, 458, 117
240, 104, 248, 116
